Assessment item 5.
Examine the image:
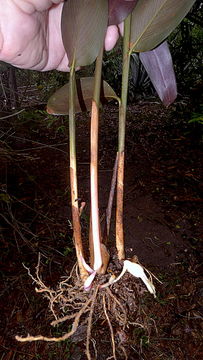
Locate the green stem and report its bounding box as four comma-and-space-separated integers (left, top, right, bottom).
94, 47, 104, 105
119, 15, 131, 152
116, 14, 132, 260
90, 46, 104, 272
69, 64, 88, 282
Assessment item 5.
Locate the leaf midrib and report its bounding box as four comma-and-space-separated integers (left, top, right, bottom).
131, 0, 171, 51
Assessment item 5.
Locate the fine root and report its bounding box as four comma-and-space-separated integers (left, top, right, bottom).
86, 285, 99, 360
16, 296, 92, 343
103, 294, 116, 360
106, 287, 127, 327
16, 254, 153, 359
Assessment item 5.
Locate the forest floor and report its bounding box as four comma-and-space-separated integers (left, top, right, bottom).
0, 101, 202, 359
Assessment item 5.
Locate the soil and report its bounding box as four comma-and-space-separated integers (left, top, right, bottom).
0, 100, 202, 360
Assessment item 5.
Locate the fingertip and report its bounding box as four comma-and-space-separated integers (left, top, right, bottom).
104, 25, 119, 51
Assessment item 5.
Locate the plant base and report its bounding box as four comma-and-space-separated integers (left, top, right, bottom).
16, 254, 155, 360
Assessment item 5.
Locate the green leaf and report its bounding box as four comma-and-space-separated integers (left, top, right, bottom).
47, 77, 119, 115
130, 0, 196, 52
61, 0, 108, 67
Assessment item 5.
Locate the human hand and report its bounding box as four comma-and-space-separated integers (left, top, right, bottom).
0, 0, 120, 71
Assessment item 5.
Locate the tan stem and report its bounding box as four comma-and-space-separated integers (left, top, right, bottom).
90, 101, 102, 271
68, 66, 88, 282
106, 153, 118, 237
70, 167, 88, 282
89, 212, 94, 268
116, 151, 125, 260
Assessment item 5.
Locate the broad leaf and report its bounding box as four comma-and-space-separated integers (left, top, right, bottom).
47, 77, 119, 115
108, 0, 138, 25
139, 41, 177, 106
61, 0, 108, 67
130, 0, 196, 52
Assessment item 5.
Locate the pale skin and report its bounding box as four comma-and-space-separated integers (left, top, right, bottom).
0, 0, 121, 71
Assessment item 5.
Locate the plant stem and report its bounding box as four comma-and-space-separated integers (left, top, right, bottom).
106, 153, 118, 238
90, 46, 104, 272
116, 14, 132, 260
69, 65, 88, 282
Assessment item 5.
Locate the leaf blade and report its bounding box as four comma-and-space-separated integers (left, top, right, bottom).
61, 0, 108, 67
130, 0, 196, 52
47, 77, 119, 115
139, 41, 177, 106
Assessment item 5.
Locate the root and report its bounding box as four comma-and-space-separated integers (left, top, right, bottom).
103, 294, 116, 360
106, 287, 127, 327
16, 296, 92, 343
16, 254, 155, 359
119, 345, 128, 360
86, 285, 99, 360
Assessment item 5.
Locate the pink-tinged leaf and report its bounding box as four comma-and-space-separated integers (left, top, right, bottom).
139, 42, 177, 106
84, 271, 96, 291
108, 0, 138, 25
61, 0, 108, 67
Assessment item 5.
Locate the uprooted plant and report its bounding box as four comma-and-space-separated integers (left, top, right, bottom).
16, 0, 196, 358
